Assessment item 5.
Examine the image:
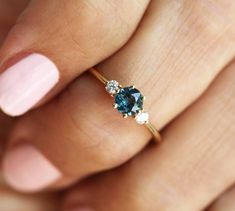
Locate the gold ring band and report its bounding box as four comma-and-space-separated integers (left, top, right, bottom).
90, 68, 162, 143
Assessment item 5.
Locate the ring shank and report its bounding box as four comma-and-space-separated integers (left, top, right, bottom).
146, 122, 162, 143
90, 68, 108, 84
89, 68, 162, 143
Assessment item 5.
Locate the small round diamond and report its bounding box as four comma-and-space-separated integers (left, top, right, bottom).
105, 80, 120, 95
115, 86, 144, 117
135, 111, 149, 124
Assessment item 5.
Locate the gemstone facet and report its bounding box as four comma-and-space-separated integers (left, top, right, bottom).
105, 80, 120, 95
135, 111, 149, 124
114, 86, 144, 117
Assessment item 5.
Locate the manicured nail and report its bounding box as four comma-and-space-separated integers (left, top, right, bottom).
3, 144, 62, 192
0, 53, 59, 116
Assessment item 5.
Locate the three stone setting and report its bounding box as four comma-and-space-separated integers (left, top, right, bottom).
89, 68, 162, 143
105, 81, 149, 124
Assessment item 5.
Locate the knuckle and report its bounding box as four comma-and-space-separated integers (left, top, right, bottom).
179, 0, 235, 39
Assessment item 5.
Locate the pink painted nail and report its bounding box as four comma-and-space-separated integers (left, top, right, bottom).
3, 144, 62, 192
0, 53, 59, 116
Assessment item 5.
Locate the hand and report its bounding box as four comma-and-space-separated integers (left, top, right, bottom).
0, 0, 235, 211
0, 0, 150, 191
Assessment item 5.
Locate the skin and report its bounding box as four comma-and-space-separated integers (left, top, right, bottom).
0, 0, 235, 210
62, 61, 235, 210
4, 0, 235, 187
207, 187, 235, 211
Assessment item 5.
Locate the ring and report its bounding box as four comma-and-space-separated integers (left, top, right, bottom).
89, 68, 162, 143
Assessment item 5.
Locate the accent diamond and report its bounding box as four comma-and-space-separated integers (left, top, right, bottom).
135, 111, 149, 124
105, 80, 120, 95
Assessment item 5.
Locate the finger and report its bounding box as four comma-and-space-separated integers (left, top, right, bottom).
3, 0, 235, 192
0, 0, 29, 157
207, 187, 235, 211
0, 0, 29, 43
62, 60, 235, 211
0, 0, 150, 116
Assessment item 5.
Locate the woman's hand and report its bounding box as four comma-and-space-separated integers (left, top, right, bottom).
0, 0, 235, 211
0, 0, 151, 191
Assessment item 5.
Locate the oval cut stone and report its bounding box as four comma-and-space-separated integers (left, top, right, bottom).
115, 86, 144, 116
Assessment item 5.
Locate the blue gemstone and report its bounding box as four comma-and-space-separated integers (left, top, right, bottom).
115, 86, 144, 116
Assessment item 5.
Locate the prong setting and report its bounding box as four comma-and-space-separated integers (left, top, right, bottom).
105, 80, 120, 95
123, 114, 128, 118
113, 103, 118, 109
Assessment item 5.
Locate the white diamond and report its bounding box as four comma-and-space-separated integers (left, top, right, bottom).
105, 80, 120, 95
135, 112, 149, 124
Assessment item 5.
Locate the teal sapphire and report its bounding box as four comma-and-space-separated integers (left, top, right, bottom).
115, 86, 144, 117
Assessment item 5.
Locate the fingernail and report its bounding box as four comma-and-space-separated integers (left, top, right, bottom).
3, 144, 62, 192
0, 53, 59, 116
